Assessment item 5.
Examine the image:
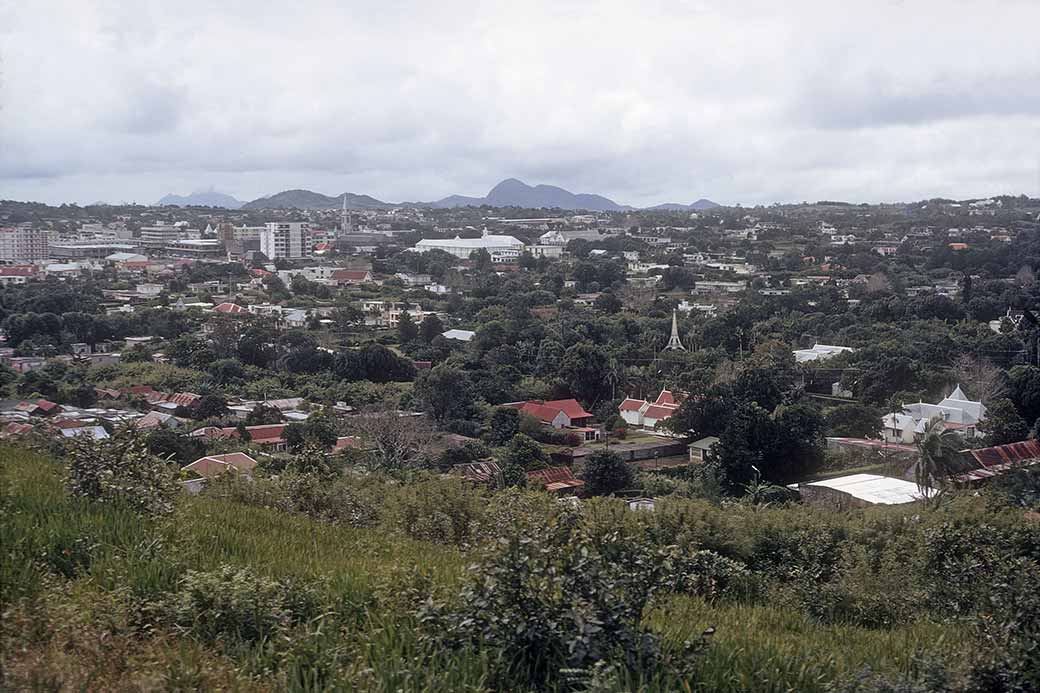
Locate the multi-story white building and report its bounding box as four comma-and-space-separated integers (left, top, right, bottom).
411, 229, 524, 262
139, 224, 184, 249
0, 226, 51, 262
261, 222, 313, 260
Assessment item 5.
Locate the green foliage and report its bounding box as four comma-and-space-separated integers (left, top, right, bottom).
826, 403, 883, 438
583, 449, 636, 496
64, 429, 179, 516
415, 510, 703, 689
978, 397, 1028, 445
486, 406, 520, 446
412, 364, 476, 423
153, 565, 320, 644
500, 433, 548, 471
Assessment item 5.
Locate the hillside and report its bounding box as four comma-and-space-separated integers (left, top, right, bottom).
157, 190, 244, 208
647, 198, 721, 211
3, 444, 1035, 691
242, 189, 393, 210
240, 180, 717, 211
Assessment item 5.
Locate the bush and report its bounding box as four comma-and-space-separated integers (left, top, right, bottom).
415, 509, 703, 688
64, 429, 179, 516
153, 565, 320, 644
582, 449, 636, 496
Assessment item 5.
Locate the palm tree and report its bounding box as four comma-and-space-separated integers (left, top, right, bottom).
914, 417, 965, 499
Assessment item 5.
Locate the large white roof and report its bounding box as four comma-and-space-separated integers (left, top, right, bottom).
415, 234, 522, 249
801, 473, 934, 505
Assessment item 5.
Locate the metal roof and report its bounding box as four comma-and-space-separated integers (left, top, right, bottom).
800, 473, 934, 505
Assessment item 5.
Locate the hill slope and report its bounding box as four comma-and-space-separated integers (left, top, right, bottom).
242, 189, 393, 210
157, 190, 244, 208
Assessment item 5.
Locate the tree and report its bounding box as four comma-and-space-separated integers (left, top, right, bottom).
593, 292, 622, 314
193, 393, 229, 421
349, 406, 433, 471
582, 449, 635, 496
914, 417, 966, 497
979, 398, 1028, 446
951, 355, 1005, 404
826, 403, 882, 438
419, 314, 444, 343
470, 248, 493, 272
398, 311, 419, 344
283, 422, 306, 451
413, 365, 476, 424
486, 406, 520, 447
64, 428, 179, 515
246, 404, 283, 425
559, 342, 610, 405
1008, 365, 1040, 423
501, 434, 547, 471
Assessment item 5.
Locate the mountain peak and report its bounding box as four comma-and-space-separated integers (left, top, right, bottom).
157, 190, 243, 209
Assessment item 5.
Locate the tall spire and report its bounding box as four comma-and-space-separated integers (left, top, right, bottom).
665, 309, 685, 351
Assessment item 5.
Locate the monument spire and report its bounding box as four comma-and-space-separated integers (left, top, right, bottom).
665, 309, 685, 350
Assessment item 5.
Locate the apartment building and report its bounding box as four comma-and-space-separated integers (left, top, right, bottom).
0, 227, 50, 262
260, 222, 313, 260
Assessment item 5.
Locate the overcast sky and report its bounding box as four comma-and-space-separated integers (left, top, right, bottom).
2, 0, 1039, 207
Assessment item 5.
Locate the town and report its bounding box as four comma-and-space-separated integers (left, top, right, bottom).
3, 193, 1040, 495
4, 192, 1040, 689
4, 0, 1040, 686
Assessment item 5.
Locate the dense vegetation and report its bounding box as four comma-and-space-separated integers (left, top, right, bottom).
3, 443, 1039, 691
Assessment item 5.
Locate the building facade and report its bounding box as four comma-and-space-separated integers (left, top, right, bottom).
261, 222, 313, 260
0, 227, 50, 262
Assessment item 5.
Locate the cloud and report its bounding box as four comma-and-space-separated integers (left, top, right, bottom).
0, 0, 1038, 206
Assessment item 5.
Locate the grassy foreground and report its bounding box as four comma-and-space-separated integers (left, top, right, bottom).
1, 446, 971, 691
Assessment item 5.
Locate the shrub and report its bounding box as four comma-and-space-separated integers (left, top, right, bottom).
582, 449, 636, 496
154, 565, 320, 644
64, 429, 179, 516
415, 509, 703, 688
667, 550, 760, 603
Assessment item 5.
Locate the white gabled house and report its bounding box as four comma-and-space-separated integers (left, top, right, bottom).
618, 390, 682, 429
881, 384, 987, 444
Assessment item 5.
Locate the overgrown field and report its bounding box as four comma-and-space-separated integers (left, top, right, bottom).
2, 445, 1037, 691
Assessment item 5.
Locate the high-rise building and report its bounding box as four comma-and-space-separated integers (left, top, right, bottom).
0, 226, 51, 262
260, 222, 313, 260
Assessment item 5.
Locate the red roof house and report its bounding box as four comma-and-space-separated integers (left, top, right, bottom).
330, 269, 373, 286
212, 302, 247, 315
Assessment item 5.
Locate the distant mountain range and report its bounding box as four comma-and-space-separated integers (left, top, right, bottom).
239, 179, 720, 212
241, 189, 393, 211
157, 190, 245, 209
646, 199, 722, 212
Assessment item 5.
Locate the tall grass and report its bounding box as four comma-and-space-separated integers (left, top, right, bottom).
649, 597, 965, 693
2, 444, 979, 692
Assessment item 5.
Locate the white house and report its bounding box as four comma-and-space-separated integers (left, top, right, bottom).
618, 390, 681, 429
793, 344, 855, 363
881, 384, 987, 444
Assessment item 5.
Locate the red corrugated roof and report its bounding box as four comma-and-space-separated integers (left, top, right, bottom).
331, 269, 371, 281
654, 390, 678, 407
642, 405, 676, 420
619, 398, 646, 412
455, 460, 502, 483
213, 302, 246, 314
970, 440, 1040, 468
544, 399, 593, 420
520, 402, 566, 424
221, 423, 286, 442
527, 466, 583, 488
